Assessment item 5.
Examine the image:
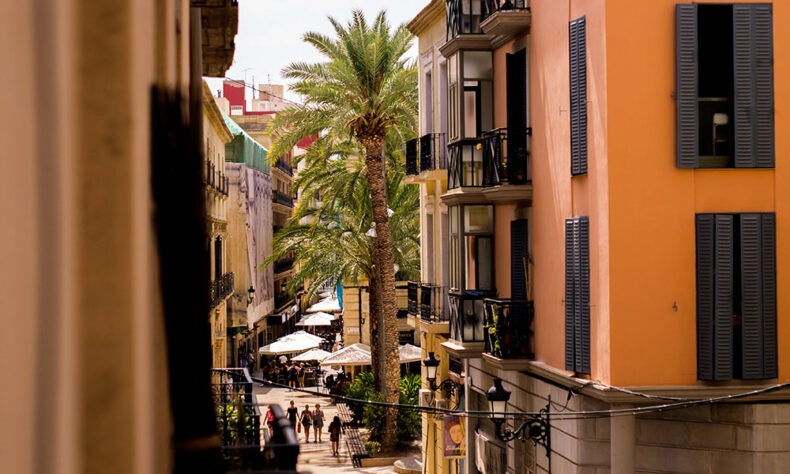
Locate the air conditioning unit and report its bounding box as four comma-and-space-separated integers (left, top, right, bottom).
436, 398, 449, 410
419, 389, 433, 407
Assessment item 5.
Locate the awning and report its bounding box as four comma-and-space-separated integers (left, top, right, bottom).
306, 296, 342, 313
295, 312, 336, 327
292, 348, 332, 362
319, 343, 423, 366
258, 331, 325, 355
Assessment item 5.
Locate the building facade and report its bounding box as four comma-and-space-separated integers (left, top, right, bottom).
408, 1, 790, 473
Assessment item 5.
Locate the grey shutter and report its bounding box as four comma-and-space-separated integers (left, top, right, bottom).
564, 219, 575, 371
569, 17, 588, 176
578, 217, 591, 374
696, 214, 715, 380
760, 214, 777, 378
511, 219, 529, 300
733, 4, 774, 168
713, 215, 734, 380
676, 4, 698, 168
740, 214, 764, 378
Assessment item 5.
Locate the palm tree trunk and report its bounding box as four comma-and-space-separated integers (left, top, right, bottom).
368, 275, 381, 389
363, 143, 400, 452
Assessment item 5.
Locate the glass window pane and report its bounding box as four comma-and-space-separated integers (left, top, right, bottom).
463, 51, 492, 79
477, 237, 494, 291
464, 205, 493, 233
464, 88, 477, 138
465, 235, 477, 289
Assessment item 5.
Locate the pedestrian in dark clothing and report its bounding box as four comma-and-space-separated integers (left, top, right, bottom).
328, 416, 342, 456
286, 400, 298, 429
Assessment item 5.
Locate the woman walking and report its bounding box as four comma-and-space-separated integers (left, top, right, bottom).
300, 404, 313, 443
297, 363, 306, 388
287, 363, 298, 390
312, 404, 325, 442
286, 400, 298, 430
328, 415, 342, 456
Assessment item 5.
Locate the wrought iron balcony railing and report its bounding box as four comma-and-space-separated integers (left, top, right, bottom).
274, 293, 294, 311
481, 127, 530, 186
273, 257, 294, 274
481, 0, 530, 23
210, 272, 234, 309
210, 368, 300, 472
448, 139, 484, 189
449, 290, 492, 343
420, 132, 448, 172
272, 190, 294, 208
406, 138, 419, 176
275, 158, 293, 176
446, 0, 485, 41
483, 298, 534, 359
421, 284, 450, 323
407, 281, 419, 315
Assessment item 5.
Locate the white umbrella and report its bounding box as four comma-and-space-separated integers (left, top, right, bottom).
258, 331, 324, 355
307, 296, 342, 313
295, 312, 335, 327
398, 344, 422, 363
319, 343, 372, 367
292, 348, 332, 362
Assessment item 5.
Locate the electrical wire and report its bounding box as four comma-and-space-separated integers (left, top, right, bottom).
222, 77, 302, 106
235, 372, 790, 422
593, 379, 702, 401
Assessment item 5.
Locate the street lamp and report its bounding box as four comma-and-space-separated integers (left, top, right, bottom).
485, 378, 551, 454
422, 352, 461, 399
247, 286, 255, 305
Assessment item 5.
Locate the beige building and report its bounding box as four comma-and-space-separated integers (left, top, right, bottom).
203, 81, 234, 368
1, 1, 237, 473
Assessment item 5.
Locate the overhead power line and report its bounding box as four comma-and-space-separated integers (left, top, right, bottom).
222, 77, 301, 106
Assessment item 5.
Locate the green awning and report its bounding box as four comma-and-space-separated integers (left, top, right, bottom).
223, 110, 270, 174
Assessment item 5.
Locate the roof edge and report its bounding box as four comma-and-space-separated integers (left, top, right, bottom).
406, 0, 445, 36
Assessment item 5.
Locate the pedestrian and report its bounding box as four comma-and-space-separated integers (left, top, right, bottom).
312, 404, 325, 442
288, 363, 298, 390
300, 404, 313, 442
286, 400, 298, 429
297, 363, 306, 388
328, 415, 342, 456
264, 406, 275, 438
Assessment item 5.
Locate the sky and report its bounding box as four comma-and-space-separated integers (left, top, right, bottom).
206, 0, 429, 103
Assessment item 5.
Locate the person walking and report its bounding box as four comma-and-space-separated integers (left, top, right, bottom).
328, 415, 342, 456
264, 406, 275, 438
287, 363, 298, 390
286, 400, 298, 430
299, 404, 313, 443
297, 363, 306, 388
312, 404, 325, 443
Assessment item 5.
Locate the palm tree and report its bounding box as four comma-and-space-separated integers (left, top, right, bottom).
266, 10, 417, 449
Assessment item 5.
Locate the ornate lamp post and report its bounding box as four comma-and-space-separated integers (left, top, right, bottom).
423, 352, 461, 399
485, 378, 551, 455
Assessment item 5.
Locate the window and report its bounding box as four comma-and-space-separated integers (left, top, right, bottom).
230, 105, 243, 116
676, 4, 774, 168
447, 51, 493, 142
449, 204, 494, 292
506, 49, 529, 184
564, 216, 590, 374
696, 213, 776, 380
569, 16, 587, 176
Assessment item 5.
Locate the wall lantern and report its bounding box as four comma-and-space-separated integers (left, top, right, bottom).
485, 378, 551, 455
422, 352, 461, 399
247, 286, 255, 305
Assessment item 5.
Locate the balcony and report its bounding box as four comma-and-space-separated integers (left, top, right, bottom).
407, 281, 419, 314
273, 257, 294, 274
420, 132, 448, 172
272, 190, 294, 208
481, 0, 531, 37
482, 298, 534, 370
275, 293, 294, 311
205, 160, 230, 196
210, 272, 234, 309
275, 158, 293, 176
439, 290, 492, 358
406, 139, 419, 176
448, 139, 484, 189
211, 368, 300, 472
420, 284, 450, 323
481, 127, 530, 186
442, 0, 492, 57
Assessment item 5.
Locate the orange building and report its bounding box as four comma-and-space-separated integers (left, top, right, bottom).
408, 0, 790, 472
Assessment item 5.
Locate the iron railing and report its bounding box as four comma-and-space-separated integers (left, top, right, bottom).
205, 160, 230, 196
448, 139, 484, 189
275, 158, 293, 176
210, 272, 235, 309
447, 0, 485, 41
272, 190, 294, 208
421, 284, 450, 323
420, 132, 448, 172
482, 0, 530, 23
449, 290, 493, 343
483, 298, 534, 359
406, 138, 419, 175
274, 294, 294, 310
210, 368, 300, 472
407, 281, 419, 315
481, 127, 530, 186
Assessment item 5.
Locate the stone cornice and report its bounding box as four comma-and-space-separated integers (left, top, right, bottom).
202, 80, 233, 143
407, 0, 445, 37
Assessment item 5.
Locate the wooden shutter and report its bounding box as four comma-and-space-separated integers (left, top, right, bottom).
569, 17, 587, 176
578, 217, 591, 374
733, 4, 774, 168
676, 4, 698, 168
760, 214, 777, 378
506, 49, 528, 183
740, 213, 777, 379
696, 214, 715, 380
510, 219, 528, 300
713, 215, 734, 380
564, 219, 575, 371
